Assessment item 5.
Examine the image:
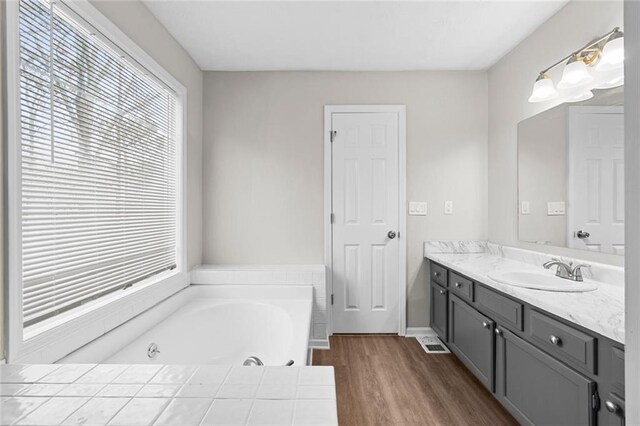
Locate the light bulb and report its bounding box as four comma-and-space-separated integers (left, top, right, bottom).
558, 59, 594, 89
566, 90, 593, 103
598, 33, 624, 72
594, 67, 624, 89
528, 74, 559, 103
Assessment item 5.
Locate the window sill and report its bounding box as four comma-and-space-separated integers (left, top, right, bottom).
12, 271, 189, 363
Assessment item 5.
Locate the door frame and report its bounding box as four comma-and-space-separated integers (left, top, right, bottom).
323, 105, 407, 336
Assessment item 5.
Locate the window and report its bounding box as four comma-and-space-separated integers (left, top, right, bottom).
15, 0, 180, 329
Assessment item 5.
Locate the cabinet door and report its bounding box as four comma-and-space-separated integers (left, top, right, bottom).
602, 393, 625, 426
430, 282, 448, 341
495, 327, 596, 426
448, 294, 494, 390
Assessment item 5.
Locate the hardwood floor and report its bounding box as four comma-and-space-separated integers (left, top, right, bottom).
313, 335, 518, 426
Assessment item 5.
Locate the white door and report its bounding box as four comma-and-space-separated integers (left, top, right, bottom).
568, 106, 625, 254
331, 111, 400, 333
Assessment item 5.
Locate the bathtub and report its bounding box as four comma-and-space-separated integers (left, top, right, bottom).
61, 285, 313, 366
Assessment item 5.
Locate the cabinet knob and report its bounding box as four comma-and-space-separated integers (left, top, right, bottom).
434, 272, 440, 277
605, 400, 621, 414
549, 335, 562, 345
495, 328, 503, 336
482, 321, 490, 329
455, 282, 462, 288
439, 290, 446, 295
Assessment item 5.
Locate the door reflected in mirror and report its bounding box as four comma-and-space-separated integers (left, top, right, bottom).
518, 86, 624, 255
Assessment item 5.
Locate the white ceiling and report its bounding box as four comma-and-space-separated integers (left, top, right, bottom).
142, 0, 569, 71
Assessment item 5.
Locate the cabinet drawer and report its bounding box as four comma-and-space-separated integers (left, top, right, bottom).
529, 310, 596, 374
449, 272, 474, 302
476, 285, 524, 331
430, 262, 448, 287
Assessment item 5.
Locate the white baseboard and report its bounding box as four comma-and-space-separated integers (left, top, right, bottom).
405, 327, 436, 337
309, 339, 330, 349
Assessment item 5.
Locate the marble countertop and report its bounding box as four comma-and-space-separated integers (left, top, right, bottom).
0, 364, 338, 426
425, 250, 624, 344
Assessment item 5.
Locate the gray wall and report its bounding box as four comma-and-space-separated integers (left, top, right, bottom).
0, 0, 204, 360
202, 71, 488, 327
488, 0, 624, 266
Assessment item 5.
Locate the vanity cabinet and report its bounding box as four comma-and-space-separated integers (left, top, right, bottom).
430, 282, 448, 341
495, 327, 596, 426
428, 260, 625, 426
448, 294, 495, 391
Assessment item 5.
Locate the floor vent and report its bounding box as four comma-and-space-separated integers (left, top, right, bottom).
416, 335, 450, 354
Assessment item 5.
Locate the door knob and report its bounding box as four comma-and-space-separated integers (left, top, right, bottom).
576, 230, 590, 239
387, 231, 397, 239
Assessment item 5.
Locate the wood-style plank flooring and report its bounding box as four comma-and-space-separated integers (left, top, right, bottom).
313, 335, 517, 426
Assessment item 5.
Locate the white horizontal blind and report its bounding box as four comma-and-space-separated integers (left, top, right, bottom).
18, 0, 178, 327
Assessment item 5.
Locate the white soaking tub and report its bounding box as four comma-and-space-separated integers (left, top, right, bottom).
61, 285, 312, 366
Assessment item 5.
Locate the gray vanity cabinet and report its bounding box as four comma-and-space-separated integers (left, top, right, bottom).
448, 294, 495, 391
428, 259, 625, 425
495, 327, 596, 426
430, 282, 448, 341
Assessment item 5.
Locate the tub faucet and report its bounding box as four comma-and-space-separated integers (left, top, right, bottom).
543, 259, 590, 282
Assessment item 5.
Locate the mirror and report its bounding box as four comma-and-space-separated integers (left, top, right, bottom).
518, 86, 624, 255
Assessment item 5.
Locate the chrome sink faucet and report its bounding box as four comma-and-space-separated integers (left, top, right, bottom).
543, 259, 591, 282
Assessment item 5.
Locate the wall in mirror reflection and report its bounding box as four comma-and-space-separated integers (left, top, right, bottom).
518, 86, 624, 255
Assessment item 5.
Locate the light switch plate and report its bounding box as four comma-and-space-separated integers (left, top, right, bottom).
444, 201, 453, 215
521, 201, 530, 215
547, 201, 566, 216
409, 202, 427, 216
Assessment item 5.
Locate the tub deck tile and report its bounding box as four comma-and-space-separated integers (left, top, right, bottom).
0, 365, 337, 425
187, 366, 230, 385
176, 383, 221, 398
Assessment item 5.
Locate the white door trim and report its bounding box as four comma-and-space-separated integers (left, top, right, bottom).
323, 105, 407, 336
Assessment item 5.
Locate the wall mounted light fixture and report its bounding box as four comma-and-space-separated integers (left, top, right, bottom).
528, 27, 624, 103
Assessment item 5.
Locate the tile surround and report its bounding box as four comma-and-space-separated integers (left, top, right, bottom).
191, 265, 328, 346
0, 364, 338, 425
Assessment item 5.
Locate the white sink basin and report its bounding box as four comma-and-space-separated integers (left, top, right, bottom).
488, 271, 598, 292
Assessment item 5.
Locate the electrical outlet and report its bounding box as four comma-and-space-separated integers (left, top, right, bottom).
444, 201, 453, 215
409, 202, 427, 216
521, 201, 530, 215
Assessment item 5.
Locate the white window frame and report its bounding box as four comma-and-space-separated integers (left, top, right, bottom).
5, 0, 188, 363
